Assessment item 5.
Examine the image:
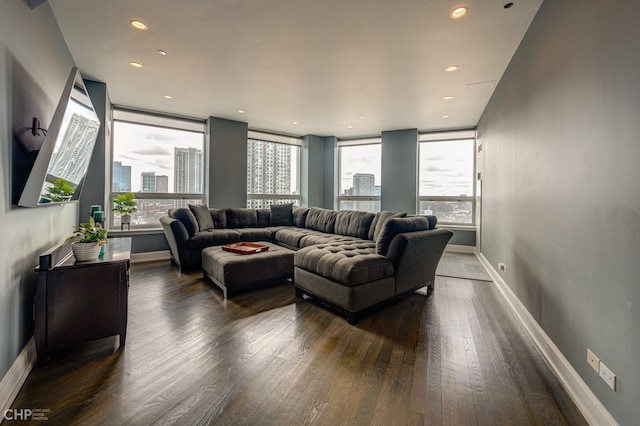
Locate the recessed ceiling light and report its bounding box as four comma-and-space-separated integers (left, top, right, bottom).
157, 50, 167, 56
347, 125, 353, 129
164, 95, 173, 99
130, 20, 148, 30
442, 115, 450, 118
359, 116, 364, 119
238, 110, 245, 114
292, 121, 298, 125
443, 96, 454, 100
129, 61, 143, 68
450, 6, 468, 19
445, 65, 459, 72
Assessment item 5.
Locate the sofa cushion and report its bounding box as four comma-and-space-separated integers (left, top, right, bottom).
234, 228, 273, 241
376, 216, 429, 256
335, 210, 375, 239
294, 242, 394, 286
256, 209, 271, 227
299, 233, 365, 248
189, 204, 215, 231
188, 230, 240, 249
293, 207, 310, 228
275, 227, 323, 248
270, 203, 294, 226
226, 208, 258, 228
305, 207, 337, 234
174, 208, 200, 237
369, 211, 407, 241
210, 208, 228, 228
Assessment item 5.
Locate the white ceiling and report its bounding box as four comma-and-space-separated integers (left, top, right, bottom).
48, 0, 542, 138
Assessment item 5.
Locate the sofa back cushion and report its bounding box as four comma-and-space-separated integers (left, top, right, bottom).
189, 204, 215, 231
270, 203, 294, 226
334, 210, 375, 239
210, 208, 228, 228
256, 209, 271, 227
369, 211, 407, 241
293, 207, 309, 228
226, 208, 258, 228
305, 207, 337, 234
173, 208, 200, 237
376, 216, 429, 256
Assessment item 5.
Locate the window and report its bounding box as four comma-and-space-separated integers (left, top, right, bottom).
111, 108, 206, 229
418, 132, 475, 225
338, 138, 381, 213
247, 130, 301, 208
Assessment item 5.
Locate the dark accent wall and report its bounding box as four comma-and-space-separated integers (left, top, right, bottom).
323, 136, 337, 209
477, 0, 640, 423
0, 0, 77, 378
381, 129, 418, 213
81, 80, 110, 224
207, 117, 248, 208
301, 135, 324, 207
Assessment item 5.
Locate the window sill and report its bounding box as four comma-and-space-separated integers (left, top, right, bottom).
107, 228, 164, 237
437, 224, 477, 232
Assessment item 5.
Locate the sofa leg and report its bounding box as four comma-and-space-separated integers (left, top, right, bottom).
346, 312, 359, 326
294, 287, 304, 299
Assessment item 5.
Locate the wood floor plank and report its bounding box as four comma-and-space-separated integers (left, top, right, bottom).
7, 261, 587, 426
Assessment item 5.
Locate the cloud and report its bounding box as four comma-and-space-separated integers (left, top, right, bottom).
130, 146, 171, 156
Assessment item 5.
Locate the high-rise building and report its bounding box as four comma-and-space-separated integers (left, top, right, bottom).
174, 147, 203, 194
112, 161, 132, 192
140, 171, 157, 192
353, 173, 376, 212
247, 139, 291, 208
156, 175, 169, 193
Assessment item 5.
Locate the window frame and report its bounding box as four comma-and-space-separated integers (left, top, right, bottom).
109, 107, 207, 230
337, 137, 382, 212
246, 130, 302, 208
417, 130, 476, 226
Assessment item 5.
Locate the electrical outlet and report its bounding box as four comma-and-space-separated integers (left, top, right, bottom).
587, 349, 600, 372
599, 362, 616, 391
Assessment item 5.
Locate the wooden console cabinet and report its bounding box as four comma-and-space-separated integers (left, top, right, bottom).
35, 237, 131, 365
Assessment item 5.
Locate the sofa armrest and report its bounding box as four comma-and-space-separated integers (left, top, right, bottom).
160, 216, 190, 270
386, 228, 453, 294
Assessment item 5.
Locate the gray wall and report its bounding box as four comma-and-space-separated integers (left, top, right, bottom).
81, 80, 111, 225
0, 0, 77, 378
207, 117, 248, 208
477, 0, 640, 423
322, 136, 338, 209
301, 135, 324, 207
381, 129, 418, 213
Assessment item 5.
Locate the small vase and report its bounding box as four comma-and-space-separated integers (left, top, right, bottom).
72, 242, 101, 262
121, 214, 131, 224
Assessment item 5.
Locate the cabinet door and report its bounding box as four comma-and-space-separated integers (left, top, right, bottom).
47, 263, 122, 348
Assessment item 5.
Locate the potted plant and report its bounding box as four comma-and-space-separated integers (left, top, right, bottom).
113, 192, 138, 226
66, 216, 108, 261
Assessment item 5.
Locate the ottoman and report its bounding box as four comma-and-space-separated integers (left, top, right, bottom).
202, 242, 294, 298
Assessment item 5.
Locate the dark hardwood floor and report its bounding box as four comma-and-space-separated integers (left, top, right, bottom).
8, 261, 587, 425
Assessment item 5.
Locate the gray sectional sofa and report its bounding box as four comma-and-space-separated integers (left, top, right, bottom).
160, 204, 452, 323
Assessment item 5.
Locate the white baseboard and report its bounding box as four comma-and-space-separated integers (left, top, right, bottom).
0, 337, 36, 421
131, 250, 171, 264
477, 253, 617, 426
445, 244, 477, 254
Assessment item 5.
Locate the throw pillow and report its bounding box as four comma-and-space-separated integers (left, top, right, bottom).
376, 216, 429, 256
270, 203, 294, 226
370, 211, 407, 241
188, 204, 215, 231
175, 208, 200, 237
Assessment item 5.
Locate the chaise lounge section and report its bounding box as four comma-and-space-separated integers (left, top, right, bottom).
160, 205, 452, 323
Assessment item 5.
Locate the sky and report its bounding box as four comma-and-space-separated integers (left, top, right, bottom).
113, 121, 473, 197
113, 122, 204, 192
